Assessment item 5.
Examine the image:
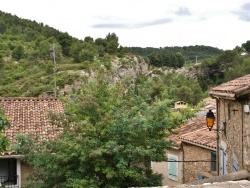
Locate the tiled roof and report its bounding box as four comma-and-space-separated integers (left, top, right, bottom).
169, 98, 216, 150
0, 97, 64, 153
209, 74, 250, 99
179, 125, 217, 150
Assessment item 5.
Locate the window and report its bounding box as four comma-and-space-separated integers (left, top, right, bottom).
0, 158, 19, 187
221, 148, 227, 175
168, 154, 178, 180
233, 159, 238, 172
211, 152, 216, 171
228, 103, 231, 120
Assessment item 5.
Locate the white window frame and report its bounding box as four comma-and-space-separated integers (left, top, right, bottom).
0, 157, 21, 188
168, 154, 178, 181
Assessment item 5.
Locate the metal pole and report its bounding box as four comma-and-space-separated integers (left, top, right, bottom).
52, 44, 57, 98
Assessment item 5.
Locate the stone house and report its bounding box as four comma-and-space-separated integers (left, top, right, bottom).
174, 101, 188, 109
0, 97, 64, 187
179, 120, 217, 182
152, 98, 217, 185
209, 74, 250, 175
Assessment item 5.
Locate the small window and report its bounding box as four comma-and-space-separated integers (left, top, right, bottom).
211, 152, 216, 171
0, 158, 17, 186
228, 103, 231, 120
233, 159, 238, 172
168, 154, 178, 180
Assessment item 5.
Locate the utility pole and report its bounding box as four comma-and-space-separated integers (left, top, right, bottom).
52, 44, 57, 98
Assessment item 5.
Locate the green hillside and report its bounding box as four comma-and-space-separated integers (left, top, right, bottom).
0, 10, 250, 104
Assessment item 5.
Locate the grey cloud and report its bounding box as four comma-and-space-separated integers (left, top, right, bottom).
136, 18, 172, 28
175, 7, 191, 16
234, 3, 250, 22
92, 18, 172, 29
92, 23, 126, 29
242, 3, 250, 10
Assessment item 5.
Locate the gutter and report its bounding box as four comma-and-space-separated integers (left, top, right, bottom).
215, 97, 219, 176
0, 155, 23, 159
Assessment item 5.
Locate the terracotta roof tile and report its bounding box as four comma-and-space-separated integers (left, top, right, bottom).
0, 97, 64, 152
169, 99, 216, 150
179, 126, 217, 149
209, 74, 250, 98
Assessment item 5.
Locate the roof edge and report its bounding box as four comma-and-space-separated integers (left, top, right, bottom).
179, 138, 216, 151
209, 91, 236, 100
0, 97, 59, 101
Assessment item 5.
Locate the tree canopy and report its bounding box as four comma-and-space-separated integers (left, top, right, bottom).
15, 77, 196, 188
0, 108, 10, 152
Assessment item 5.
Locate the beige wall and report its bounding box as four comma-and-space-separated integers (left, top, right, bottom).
152, 149, 183, 186
182, 143, 214, 183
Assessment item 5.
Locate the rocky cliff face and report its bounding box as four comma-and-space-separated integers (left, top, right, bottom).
58, 55, 199, 96
59, 55, 149, 96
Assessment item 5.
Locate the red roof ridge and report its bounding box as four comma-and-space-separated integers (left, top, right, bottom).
0, 97, 59, 101
0, 97, 64, 155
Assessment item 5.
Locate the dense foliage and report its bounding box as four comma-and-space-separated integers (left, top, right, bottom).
0, 10, 227, 98
0, 108, 10, 152
124, 45, 223, 65
1, 8, 250, 188
197, 49, 250, 91
15, 77, 196, 188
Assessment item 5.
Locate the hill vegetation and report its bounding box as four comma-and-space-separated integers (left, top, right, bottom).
0, 10, 250, 105
0, 11, 215, 98
1, 9, 250, 188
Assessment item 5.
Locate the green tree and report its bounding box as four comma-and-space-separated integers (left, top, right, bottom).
37, 40, 51, 60
12, 45, 24, 60
0, 20, 7, 34
0, 108, 10, 152
148, 51, 161, 66
105, 33, 119, 54
242, 40, 250, 53
16, 79, 190, 188
175, 52, 185, 67
57, 32, 73, 56
69, 40, 84, 63
79, 42, 97, 62
0, 57, 4, 68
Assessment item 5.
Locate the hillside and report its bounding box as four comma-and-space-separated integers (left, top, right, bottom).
0, 10, 250, 106
123, 45, 223, 63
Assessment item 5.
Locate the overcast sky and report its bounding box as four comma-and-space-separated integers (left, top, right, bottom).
1, 0, 250, 50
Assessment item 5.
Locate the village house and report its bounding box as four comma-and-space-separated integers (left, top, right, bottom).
209, 74, 250, 175
151, 98, 217, 186
0, 97, 64, 187
5, 75, 250, 188
174, 101, 188, 109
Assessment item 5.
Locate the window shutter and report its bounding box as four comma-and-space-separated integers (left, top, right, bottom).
233, 159, 238, 172
169, 156, 177, 178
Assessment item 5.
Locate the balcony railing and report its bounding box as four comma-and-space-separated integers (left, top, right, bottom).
0, 176, 19, 188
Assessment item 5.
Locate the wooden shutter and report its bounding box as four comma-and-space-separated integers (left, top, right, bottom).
168, 156, 177, 179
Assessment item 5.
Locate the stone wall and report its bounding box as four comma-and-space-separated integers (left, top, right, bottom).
182, 143, 214, 183
218, 98, 250, 173
243, 102, 250, 170
218, 99, 247, 174
21, 160, 34, 186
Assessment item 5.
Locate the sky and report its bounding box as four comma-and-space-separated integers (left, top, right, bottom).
1, 0, 250, 50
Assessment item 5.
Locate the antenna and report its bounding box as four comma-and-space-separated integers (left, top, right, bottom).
52, 44, 57, 98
